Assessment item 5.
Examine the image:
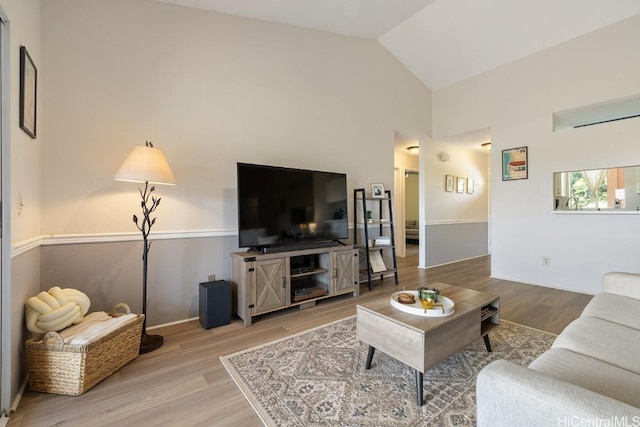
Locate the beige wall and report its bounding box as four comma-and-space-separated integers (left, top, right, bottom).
433, 14, 640, 293
40, 0, 432, 237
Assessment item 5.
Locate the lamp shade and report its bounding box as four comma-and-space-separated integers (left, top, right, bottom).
114, 145, 176, 185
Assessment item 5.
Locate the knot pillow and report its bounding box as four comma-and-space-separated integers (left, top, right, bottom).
25, 286, 90, 333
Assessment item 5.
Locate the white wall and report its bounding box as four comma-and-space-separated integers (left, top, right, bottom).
6, 0, 41, 243
1, 0, 42, 412
422, 141, 489, 266
423, 141, 489, 223
433, 14, 640, 293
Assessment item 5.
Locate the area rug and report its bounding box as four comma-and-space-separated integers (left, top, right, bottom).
220, 316, 555, 427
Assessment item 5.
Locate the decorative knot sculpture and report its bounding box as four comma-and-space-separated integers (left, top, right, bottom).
25, 286, 91, 333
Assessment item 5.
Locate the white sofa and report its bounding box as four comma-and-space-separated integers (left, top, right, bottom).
476, 272, 640, 426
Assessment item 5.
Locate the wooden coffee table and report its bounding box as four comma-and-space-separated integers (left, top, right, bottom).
356, 283, 500, 406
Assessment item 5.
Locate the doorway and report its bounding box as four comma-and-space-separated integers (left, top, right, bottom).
404, 170, 419, 256
393, 131, 420, 260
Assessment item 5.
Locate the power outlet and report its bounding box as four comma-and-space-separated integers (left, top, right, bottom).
208, 274, 216, 282
542, 256, 550, 267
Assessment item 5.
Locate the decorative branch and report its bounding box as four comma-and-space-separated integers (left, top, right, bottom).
132, 181, 162, 259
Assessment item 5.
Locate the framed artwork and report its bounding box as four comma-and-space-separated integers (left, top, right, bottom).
456, 176, 465, 193
20, 46, 37, 139
371, 183, 385, 198
467, 178, 474, 194
445, 175, 454, 192
502, 146, 528, 180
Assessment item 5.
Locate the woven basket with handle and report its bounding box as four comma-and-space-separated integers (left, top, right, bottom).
25, 303, 143, 396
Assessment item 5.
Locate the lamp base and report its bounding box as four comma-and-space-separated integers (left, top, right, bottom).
140, 332, 163, 354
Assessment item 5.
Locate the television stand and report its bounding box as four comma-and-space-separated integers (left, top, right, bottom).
231, 245, 359, 326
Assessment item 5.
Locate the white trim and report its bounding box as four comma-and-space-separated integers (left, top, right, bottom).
12, 223, 359, 257
147, 316, 199, 331
12, 229, 238, 257
0, 6, 11, 416
425, 219, 488, 226
489, 274, 594, 296
419, 254, 488, 269
10, 376, 26, 414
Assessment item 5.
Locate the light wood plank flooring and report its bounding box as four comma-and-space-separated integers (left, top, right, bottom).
8, 255, 593, 426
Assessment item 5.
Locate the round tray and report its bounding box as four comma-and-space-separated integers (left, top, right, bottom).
389, 291, 455, 317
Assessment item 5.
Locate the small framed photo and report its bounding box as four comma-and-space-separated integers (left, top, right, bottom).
371, 183, 385, 198
467, 178, 474, 194
445, 175, 454, 192
19, 46, 37, 139
456, 176, 465, 193
502, 146, 528, 181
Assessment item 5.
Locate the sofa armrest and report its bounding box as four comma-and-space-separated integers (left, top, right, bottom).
603, 272, 640, 300
476, 360, 640, 427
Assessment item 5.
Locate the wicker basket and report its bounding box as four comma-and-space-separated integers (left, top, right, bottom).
25, 303, 144, 396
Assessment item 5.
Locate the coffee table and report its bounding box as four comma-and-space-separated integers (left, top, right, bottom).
356, 283, 500, 406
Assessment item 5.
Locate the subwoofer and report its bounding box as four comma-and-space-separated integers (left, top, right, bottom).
199, 280, 231, 329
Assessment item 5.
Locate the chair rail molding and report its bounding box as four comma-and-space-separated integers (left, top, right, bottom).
11, 229, 237, 258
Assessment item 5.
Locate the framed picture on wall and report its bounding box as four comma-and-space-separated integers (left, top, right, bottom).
502, 146, 528, 180
445, 175, 454, 192
467, 178, 474, 194
20, 46, 37, 139
456, 176, 465, 193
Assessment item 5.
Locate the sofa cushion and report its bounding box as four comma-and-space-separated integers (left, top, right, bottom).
529, 348, 640, 408
582, 292, 640, 331
552, 316, 640, 374
603, 272, 640, 300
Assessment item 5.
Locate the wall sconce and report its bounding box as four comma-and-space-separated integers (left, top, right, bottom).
438, 152, 450, 162
406, 146, 419, 156
481, 142, 492, 151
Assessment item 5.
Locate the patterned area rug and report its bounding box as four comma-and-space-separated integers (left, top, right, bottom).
221, 316, 555, 426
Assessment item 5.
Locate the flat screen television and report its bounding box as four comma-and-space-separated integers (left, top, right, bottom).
237, 163, 348, 252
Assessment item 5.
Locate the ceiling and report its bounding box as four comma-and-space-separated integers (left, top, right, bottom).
155, 0, 640, 152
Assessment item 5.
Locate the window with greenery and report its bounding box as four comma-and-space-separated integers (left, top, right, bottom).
568, 170, 608, 208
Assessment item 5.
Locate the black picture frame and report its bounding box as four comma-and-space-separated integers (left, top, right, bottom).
20, 46, 37, 139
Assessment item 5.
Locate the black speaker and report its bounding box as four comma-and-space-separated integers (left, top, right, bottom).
199, 280, 231, 329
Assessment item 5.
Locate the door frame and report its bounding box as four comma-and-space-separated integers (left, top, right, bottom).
0, 3, 11, 416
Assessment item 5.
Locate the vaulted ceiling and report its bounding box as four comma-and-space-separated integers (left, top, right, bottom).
155, 0, 640, 152
156, 0, 640, 90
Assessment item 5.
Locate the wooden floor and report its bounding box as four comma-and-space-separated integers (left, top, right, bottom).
9, 255, 593, 427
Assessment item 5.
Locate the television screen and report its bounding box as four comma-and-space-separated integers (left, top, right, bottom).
237, 163, 348, 249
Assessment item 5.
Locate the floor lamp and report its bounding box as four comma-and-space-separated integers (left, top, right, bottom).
114, 141, 176, 354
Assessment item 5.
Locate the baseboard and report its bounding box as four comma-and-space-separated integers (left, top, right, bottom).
6, 375, 28, 420
420, 254, 489, 269
488, 274, 595, 296
146, 316, 199, 331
